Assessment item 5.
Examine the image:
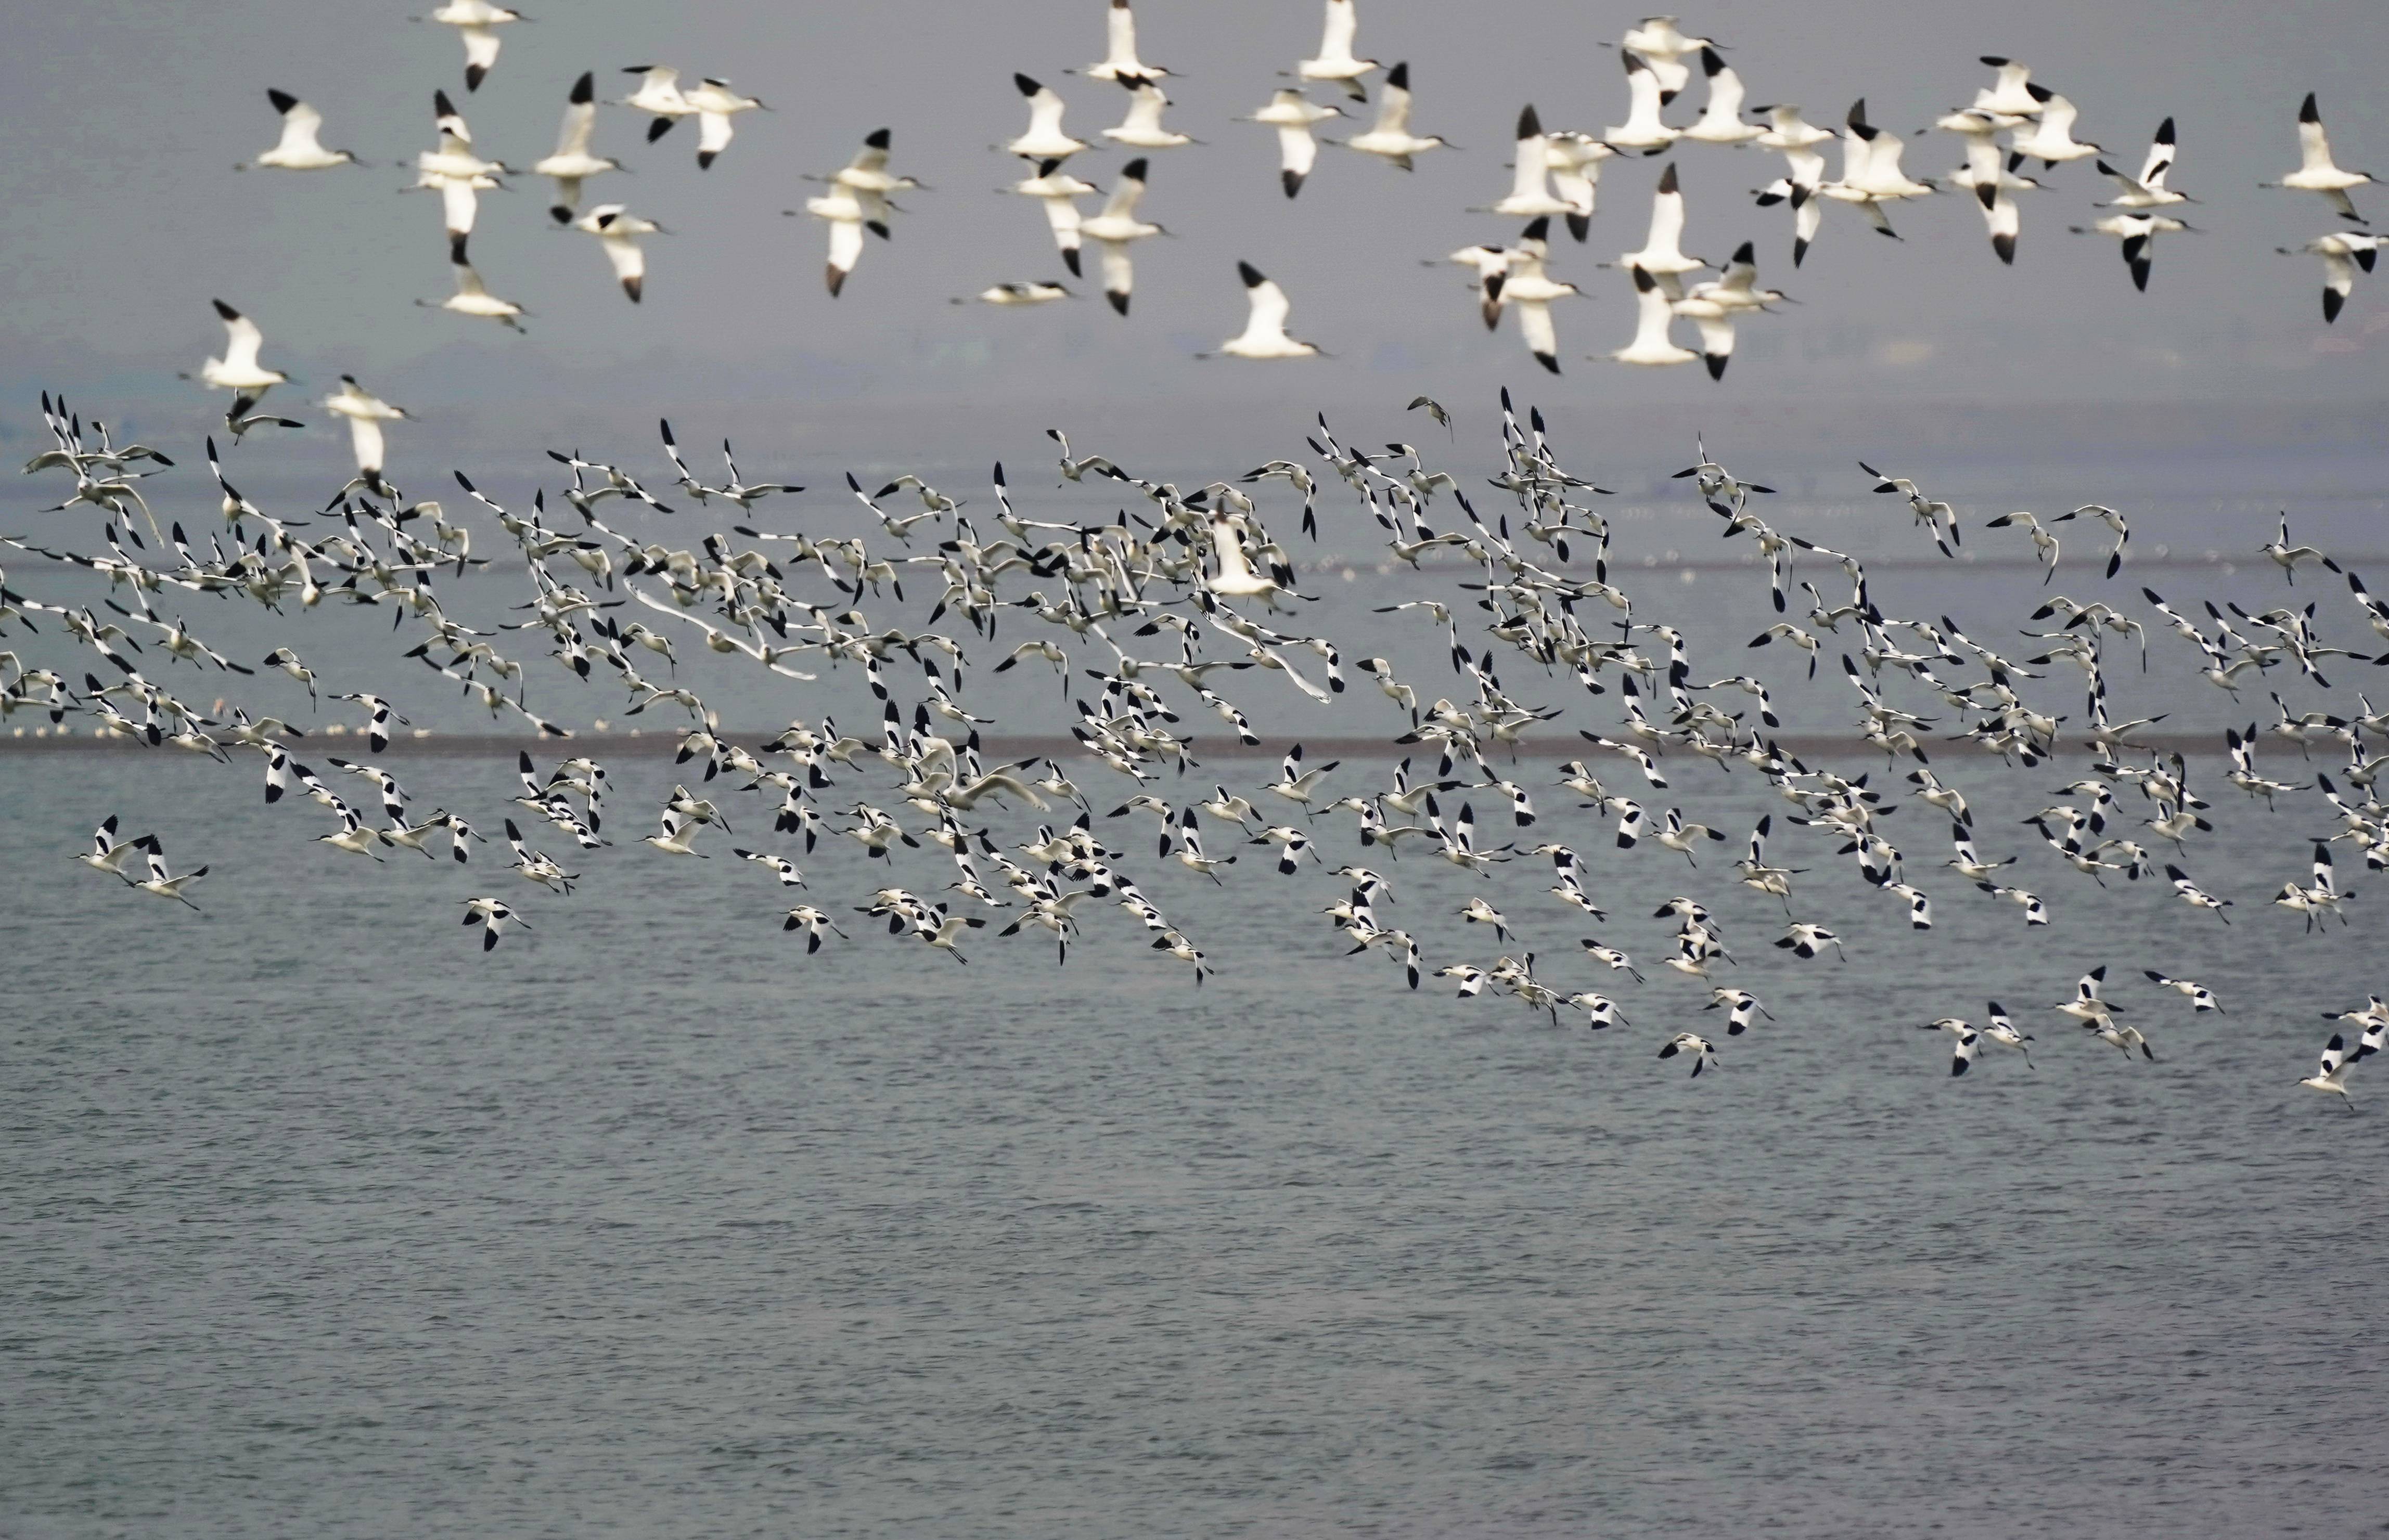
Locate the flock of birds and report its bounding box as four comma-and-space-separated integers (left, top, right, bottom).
201, 3, 2382, 376
7, 370, 2387, 1109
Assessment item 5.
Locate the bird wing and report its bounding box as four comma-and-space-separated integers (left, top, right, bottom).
348, 415, 386, 474
1508, 128, 1550, 203
1122, 82, 1166, 134
826, 215, 865, 276
1099, 240, 1136, 299
439, 178, 479, 235
460, 24, 501, 74
1623, 55, 1664, 127
1099, 170, 1146, 219
1277, 123, 1318, 179
275, 99, 327, 157
1372, 78, 1413, 137
2298, 112, 2334, 175
1629, 277, 1677, 352
1107, 1, 1139, 70
554, 80, 596, 156
1244, 275, 1293, 343
601, 233, 645, 286
1646, 181, 1686, 254
221, 310, 265, 372
1687, 310, 1735, 358
1515, 297, 1556, 359
1702, 61, 1746, 124
1027, 86, 1068, 140
697, 111, 735, 156
2137, 120, 2175, 188
1039, 193, 1083, 242
1319, 0, 1357, 60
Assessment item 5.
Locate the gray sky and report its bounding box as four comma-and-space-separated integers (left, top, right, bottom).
3, 0, 2386, 467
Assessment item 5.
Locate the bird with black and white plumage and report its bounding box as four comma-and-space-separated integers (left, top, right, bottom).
1341, 61, 1448, 169
1201, 263, 1320, 359
1603, 49, 1680, 156
2301, 1033, 2365, 1109
2143, 971, 2224, 1014
422, 1, 523, 92
1497, 218, 1582, 375
2098, 118, 2189, 209
240, 88, 362, 172
793, 184, 868, 298
1295, 0, 1379, 102
1981, 1004, 2036, 1066
2069, 213, 2192, 293
1078, 158, 1163, 316
684, 77, 766, 171
1775, 922, 1843, 961
533, 73, 618, 225
2009, 83, 2102, 169
460, 896, 530, 951
1707, 988, 1774, 1036
2278, 231, 2381, 325
782, 904, 850, 954
1920, 1017, 1985, 1077
125, 835, 208, 910
620, 66, 696, 143
2262, 93, 2376, 223
412, 90, 508, 265
1006, 73, 1087, 163
1245, 89, 1343, 199
1658, 1032, 1718, 1077
74, 814, 149, 883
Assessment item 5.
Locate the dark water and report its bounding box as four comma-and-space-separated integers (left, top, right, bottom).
6, 431, 2389, 1536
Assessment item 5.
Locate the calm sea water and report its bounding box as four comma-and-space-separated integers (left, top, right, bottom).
6, 434, 2389, 1536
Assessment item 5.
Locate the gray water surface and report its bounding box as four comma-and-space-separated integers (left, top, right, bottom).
6, 740, 2386, 1538
6, 425, 2389, 1537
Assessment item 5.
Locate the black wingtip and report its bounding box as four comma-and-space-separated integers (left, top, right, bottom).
1122, 157, 1149, 180
1701, 46, 1724, 74
1522, 215, 1550, 242
1108, 290, 1129, 315
1730, 240, 1754, 263
1517, 103, 1540, 139
1281, 168, 1303, 198
267, 88, 299, 113
212, 297, 239, 320
2301, 93, 2320, 124
1657, 162, 1678, 194
1385, 61, 1409, 90
570, 71, 594, 103
1237, 260, 1265, 287
1062, 247, 1083, 276
435, 88, 457, 117
1015, 72, 1042, 96
2154, 115, 2175, 144
866, 127, 891, 149
1705, 354, 1728, 381
465, 63, 487, 92
1980, 56, 2009, 67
